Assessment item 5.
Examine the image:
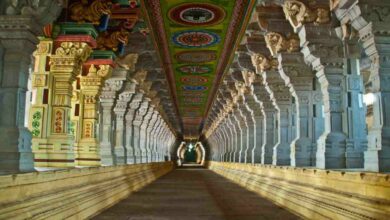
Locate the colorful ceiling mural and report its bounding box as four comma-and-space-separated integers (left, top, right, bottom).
142, 0, 255, 138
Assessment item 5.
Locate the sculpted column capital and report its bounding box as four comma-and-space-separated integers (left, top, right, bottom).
251, 53, 278, 73
283, 0, 330, 31
116, 53, 138, 71
265, 32, 300, 56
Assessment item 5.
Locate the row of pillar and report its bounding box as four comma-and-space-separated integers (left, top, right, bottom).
203, 0, 390, 172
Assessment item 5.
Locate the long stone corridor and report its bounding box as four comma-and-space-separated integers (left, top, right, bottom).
94, 168, 298, 220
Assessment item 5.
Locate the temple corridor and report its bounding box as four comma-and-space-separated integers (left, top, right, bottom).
1, 0, 390, 219
94, 168, 298, 220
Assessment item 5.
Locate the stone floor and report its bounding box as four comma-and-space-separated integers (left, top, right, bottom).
93, 167, 299, 220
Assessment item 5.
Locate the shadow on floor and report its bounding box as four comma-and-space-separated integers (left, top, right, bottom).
93, 168, 300, 220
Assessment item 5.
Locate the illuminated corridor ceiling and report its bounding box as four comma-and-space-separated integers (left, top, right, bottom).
142, 0, 255, 139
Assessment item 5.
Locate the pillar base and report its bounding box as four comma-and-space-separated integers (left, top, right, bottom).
114, 147, 126, 165
364, 148, 390, 172
75, 140, 101, 167
316, 132, 347, 169
273, 143, 291, 166
100, 143, 115, 166
32, 136, 75, 168
0, 127, 34, 173
291, 138, 313, 167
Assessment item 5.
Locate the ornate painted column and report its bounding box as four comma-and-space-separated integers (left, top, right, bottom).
33, 36, 93, 168
28, 39, 54, 170
145, 109, 158, 163
0, 1, 63, 173
99, 67, 127, 166
76, 60, 113, 166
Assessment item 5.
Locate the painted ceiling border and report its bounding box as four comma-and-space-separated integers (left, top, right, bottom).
140, 0, 184, 132
202, 0, 256, 132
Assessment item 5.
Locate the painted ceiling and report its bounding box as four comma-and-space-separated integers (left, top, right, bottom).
142, 0, 255, 139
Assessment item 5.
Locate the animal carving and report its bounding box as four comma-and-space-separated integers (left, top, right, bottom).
69, 0, 112, 24
96, 29, 129, 51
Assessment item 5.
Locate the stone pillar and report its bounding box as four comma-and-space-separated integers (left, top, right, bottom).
133, 99, 149, 163
252, 74, 277, 164
262, 69, 293, 166
32, 39, 93, 168
231, 109, 242, 162
113, 82, 136, 164
114, 110, 125, 164
332, 0, 390, 172
343, 51, 367, 168
283, 1, 348, 168
221, 121, 229, 162
245, 80, 264, 164
278, 52, 317, 167
0, 1, 63, 173
124, 93, 142, 164
226, 114, 237, 162
99, 68, 127, 166
76, 62, 113, 166
149, 115, 161, 162
154, 120, 163, 161
242, 98, 255, 164
146, 110, 158, 163
139, 102, 153, 163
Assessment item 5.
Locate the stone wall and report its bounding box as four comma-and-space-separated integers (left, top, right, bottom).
0, 162, 173, 219
207, 161, 390, 219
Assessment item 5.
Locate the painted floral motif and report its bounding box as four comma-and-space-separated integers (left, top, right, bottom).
180, 76, 208, 85
182, 85, 208, 91
172, 30, 220, 48
175, 50, 217, 63
177, 65, 211, 74
54, 110, 63, 133
168, 3, 226, 26
31, 111, 42, 137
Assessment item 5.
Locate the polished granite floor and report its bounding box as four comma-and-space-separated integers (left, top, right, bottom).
93, 167, 299, 220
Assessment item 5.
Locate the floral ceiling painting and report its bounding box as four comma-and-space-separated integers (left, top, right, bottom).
142, 0, 255, 138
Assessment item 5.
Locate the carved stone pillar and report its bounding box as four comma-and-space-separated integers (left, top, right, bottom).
283, 0, 348, 169
0, 0, 63, 173
225, 114, 235, 162
145, 110, 158, 163
149, 114, 160, 162
242, 70, 264, 164
133, 99, 149, 163
124, 93, 142, 164
153, 119, 163, 161
278, 52, 318, 167
32, 39, 92, 168
76, 62, 113, 166
99, 68, 126, 166
113, 82, 136, 164
253, 80, 277, 165
139, 102, 153, 163
343, 45, 367, 168
333, 0, 390, 172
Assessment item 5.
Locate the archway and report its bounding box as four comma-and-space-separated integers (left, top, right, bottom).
176, 141, 206, 166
